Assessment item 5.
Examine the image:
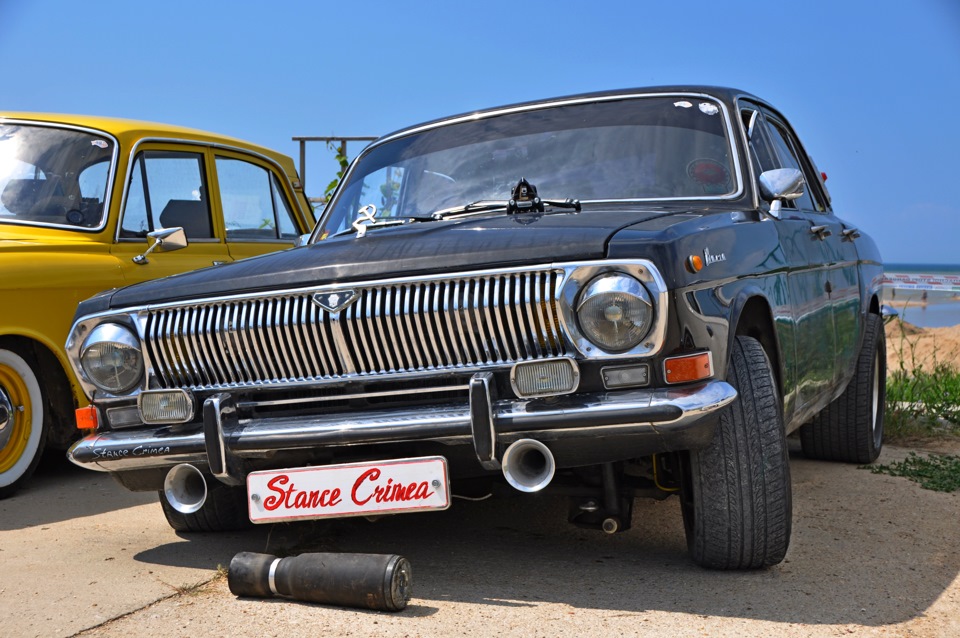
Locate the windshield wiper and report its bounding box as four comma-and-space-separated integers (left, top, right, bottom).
432, 179, 581, 220
430, 200, 511, 220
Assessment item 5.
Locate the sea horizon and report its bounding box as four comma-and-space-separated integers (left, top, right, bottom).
885, 262, 960, 274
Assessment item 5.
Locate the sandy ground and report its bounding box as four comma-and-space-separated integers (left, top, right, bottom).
885, 320, 960, 373
3, 439, 956, 638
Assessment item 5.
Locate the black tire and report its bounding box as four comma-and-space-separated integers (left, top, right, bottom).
159, 479, 252, 532
800, 313, 885, 464
681, 335, 792, 570
0, 345, 49, 499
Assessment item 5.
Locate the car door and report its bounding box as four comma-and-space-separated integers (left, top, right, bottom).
743, 105, 837, 415
762, 112, 863, 393
209, 151, 305, 262
111, 144, 232, 283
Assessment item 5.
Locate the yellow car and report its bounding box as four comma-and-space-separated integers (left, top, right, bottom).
0, 113, 315, 497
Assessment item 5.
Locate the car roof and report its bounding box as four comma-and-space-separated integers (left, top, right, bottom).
372, 85, 762, 145
0, 111, 297, 174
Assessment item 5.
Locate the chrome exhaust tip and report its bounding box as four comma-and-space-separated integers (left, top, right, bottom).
501, 439, 556, 493
163, 463, 208, 514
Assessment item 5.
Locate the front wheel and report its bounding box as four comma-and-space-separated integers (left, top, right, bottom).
681, 335, 792, 569
0, 347, 47, 499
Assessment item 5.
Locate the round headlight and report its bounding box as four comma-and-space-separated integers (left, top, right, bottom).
576, 274, 653, 352
80, 323, 144, 393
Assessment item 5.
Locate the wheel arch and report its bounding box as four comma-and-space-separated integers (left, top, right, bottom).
727, 290, 784, 401
0, 333, 79, 450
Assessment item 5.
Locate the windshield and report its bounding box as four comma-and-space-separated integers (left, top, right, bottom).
318, 95, 739, 239
0, 122, 115, 230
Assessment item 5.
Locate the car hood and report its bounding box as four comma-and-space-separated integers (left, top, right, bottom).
103, 209, 697, 309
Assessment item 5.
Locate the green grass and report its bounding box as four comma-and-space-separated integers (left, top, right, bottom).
884, 319, 960, 440
865, 452, 960, 493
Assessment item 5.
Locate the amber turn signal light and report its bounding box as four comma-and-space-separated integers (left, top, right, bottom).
686, 255, 703, 273
75, 406, 99, 430
663, 352, 714, 384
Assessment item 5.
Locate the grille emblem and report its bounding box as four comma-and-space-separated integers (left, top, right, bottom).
312, 290, 359, 313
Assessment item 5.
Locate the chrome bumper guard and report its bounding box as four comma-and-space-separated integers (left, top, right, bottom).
68, 377, 737, 475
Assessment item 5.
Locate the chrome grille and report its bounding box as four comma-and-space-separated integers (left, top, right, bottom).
144, 269, 567, 389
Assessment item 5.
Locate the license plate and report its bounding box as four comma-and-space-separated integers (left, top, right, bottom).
246, 456, 450, 524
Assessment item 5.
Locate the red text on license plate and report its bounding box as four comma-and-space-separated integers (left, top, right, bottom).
246, 456, 450, 523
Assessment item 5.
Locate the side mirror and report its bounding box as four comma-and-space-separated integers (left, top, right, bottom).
132, 227, 188, 265
758, 168, 805, 218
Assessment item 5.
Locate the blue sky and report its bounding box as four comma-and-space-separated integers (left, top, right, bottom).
3, 0, 958, 264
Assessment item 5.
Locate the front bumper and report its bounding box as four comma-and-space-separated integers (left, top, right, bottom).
68, 377, 736, 479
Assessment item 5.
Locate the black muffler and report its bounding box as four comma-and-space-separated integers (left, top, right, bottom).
228, 551, 412, 611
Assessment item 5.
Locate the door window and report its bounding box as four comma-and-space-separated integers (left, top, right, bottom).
215, 157, 300, 240
121, 151, 212, 239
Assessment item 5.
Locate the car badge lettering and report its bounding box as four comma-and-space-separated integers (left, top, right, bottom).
352, 204, 378, 238
312, 290, 359, 313
704, 247, 726, 266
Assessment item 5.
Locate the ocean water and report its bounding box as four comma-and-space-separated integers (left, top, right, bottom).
883, 263, 960, 328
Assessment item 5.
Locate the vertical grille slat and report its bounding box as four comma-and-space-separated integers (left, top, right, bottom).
145, 268, 568, 389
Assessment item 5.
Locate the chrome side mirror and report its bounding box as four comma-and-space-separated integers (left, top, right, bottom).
132, 227, 188, 265
758, 168, 805, 219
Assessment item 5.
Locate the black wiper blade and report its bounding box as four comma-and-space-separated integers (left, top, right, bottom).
541, 198, 582, 212
431, 197, 581, 220
430, 200, 510, 220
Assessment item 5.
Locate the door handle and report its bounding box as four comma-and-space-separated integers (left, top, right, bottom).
841, 227, 860, 241
809, 225, 832, 240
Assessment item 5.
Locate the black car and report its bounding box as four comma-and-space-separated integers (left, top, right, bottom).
65, 87, 885, 569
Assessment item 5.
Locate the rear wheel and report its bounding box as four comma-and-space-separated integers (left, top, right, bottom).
800, 313, 885, 464
0, 347, 47, 499
158, 479, 252, 532
681, 335, 792, 569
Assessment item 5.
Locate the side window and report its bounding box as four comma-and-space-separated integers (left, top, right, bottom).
215, 157, 300, 240
121, 151, 212, 239
762, 118, 816, 212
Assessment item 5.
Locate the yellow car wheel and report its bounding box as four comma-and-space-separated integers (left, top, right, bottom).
0, 348, 46, 498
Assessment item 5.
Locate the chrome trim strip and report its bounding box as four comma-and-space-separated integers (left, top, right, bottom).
235, 383, 468, 409
68, 380, 736, 472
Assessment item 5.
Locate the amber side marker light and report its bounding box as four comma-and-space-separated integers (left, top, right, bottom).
663, 352, 714, 384
75, 406, 99, 430
686, 255, 703, 273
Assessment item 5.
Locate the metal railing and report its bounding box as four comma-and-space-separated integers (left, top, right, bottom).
292, 136, 377, 198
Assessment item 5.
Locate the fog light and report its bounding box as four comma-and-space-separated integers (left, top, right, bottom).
601, 364, 650, 389
511, 359, 579, 398
663, 352, 714, 384
139, 390, 195, 425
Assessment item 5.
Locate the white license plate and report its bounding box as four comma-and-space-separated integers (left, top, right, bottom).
246, 456, 450, 524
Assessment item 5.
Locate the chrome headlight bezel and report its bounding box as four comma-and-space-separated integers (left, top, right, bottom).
557, 260, 667, 359
78, 322, 144, 394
